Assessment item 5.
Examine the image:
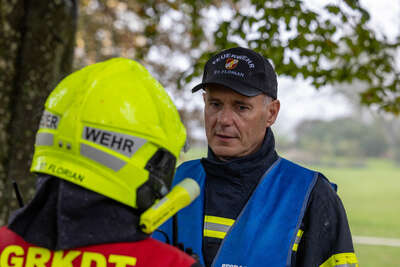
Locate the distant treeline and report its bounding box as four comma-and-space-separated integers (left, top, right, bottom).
276, 117, 400, 164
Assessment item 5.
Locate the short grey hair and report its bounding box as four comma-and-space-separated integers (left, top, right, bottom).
264, 94, 273, 105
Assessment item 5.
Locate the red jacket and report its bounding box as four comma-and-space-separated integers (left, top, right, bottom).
0, 226, 199, 267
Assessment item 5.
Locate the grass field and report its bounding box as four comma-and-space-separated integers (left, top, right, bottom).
307, 158, 400, 267
180, 149, 400, 266
354, 244, 400, 267
307, 159, 400, 239
306, 159, 400, 267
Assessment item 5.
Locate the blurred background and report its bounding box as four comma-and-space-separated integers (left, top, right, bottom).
1, 0, 399, 266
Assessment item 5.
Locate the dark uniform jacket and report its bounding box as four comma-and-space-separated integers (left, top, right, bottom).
2, 175, 202, 267
202, 128, 357, 267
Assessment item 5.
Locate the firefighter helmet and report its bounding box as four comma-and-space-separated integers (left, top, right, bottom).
31, 58, 186, 210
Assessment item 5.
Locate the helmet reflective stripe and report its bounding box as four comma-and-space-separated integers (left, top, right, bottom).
35, 133, 54, 146
82, 126, 147, 158
80, 143, 126, 172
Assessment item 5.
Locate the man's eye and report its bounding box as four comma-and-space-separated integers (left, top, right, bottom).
210, 102, 220, 107
238, 105, 249, 111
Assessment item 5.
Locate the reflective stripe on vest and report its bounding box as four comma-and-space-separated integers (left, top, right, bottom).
204, 216, 235, 239
292, 229, 304, 252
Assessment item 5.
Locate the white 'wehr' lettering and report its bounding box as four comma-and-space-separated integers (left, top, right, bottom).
39, 110, 60, 129
83, 126, 140, 157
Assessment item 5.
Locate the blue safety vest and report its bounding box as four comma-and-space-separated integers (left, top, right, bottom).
154, 157, 318, 267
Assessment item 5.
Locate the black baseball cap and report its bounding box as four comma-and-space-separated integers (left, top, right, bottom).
191, 47, 278, 99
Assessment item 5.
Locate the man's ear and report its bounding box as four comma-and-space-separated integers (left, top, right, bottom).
202, 91, 207, 103
266, 99, 280, 127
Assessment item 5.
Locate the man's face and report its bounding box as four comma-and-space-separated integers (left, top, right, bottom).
203, 84, 280, 160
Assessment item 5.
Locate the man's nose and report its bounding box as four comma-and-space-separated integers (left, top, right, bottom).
217, 107, 234, 126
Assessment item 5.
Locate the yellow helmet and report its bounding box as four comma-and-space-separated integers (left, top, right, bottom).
31, 58, 187, 210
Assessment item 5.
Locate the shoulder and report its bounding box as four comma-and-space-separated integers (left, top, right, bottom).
303, 173, 349, 239
0, 226, 7, 233
277, 158, 317, 178
175, 159, 205, 179
277, 158, 339, 205
177, 159, 202, 170
295, 174, 356, 266
310, 173, 341, 209
145, 238, 199, 266
0, 226, 25, 244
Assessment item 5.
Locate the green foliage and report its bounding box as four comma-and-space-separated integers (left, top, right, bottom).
187, 0, 400, 114
76, 0, 400, 115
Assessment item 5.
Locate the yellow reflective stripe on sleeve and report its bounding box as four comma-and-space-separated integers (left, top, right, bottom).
292, 229, 304, 252
204, 229, 228, 239
319, 252, 359, 267
203, 216, 235, 239
204, 216, 235, 226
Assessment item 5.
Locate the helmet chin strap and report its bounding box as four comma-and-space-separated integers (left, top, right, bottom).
136, 148, 176, 211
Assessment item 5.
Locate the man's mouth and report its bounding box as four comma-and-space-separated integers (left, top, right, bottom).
215, 133, 237, 141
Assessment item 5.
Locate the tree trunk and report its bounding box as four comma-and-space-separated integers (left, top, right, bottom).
0, 0, 77, 225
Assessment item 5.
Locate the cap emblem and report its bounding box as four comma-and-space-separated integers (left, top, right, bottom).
225, 58, 238, 70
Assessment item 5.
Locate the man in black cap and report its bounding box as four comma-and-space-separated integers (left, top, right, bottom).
154, 47, 358, 267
